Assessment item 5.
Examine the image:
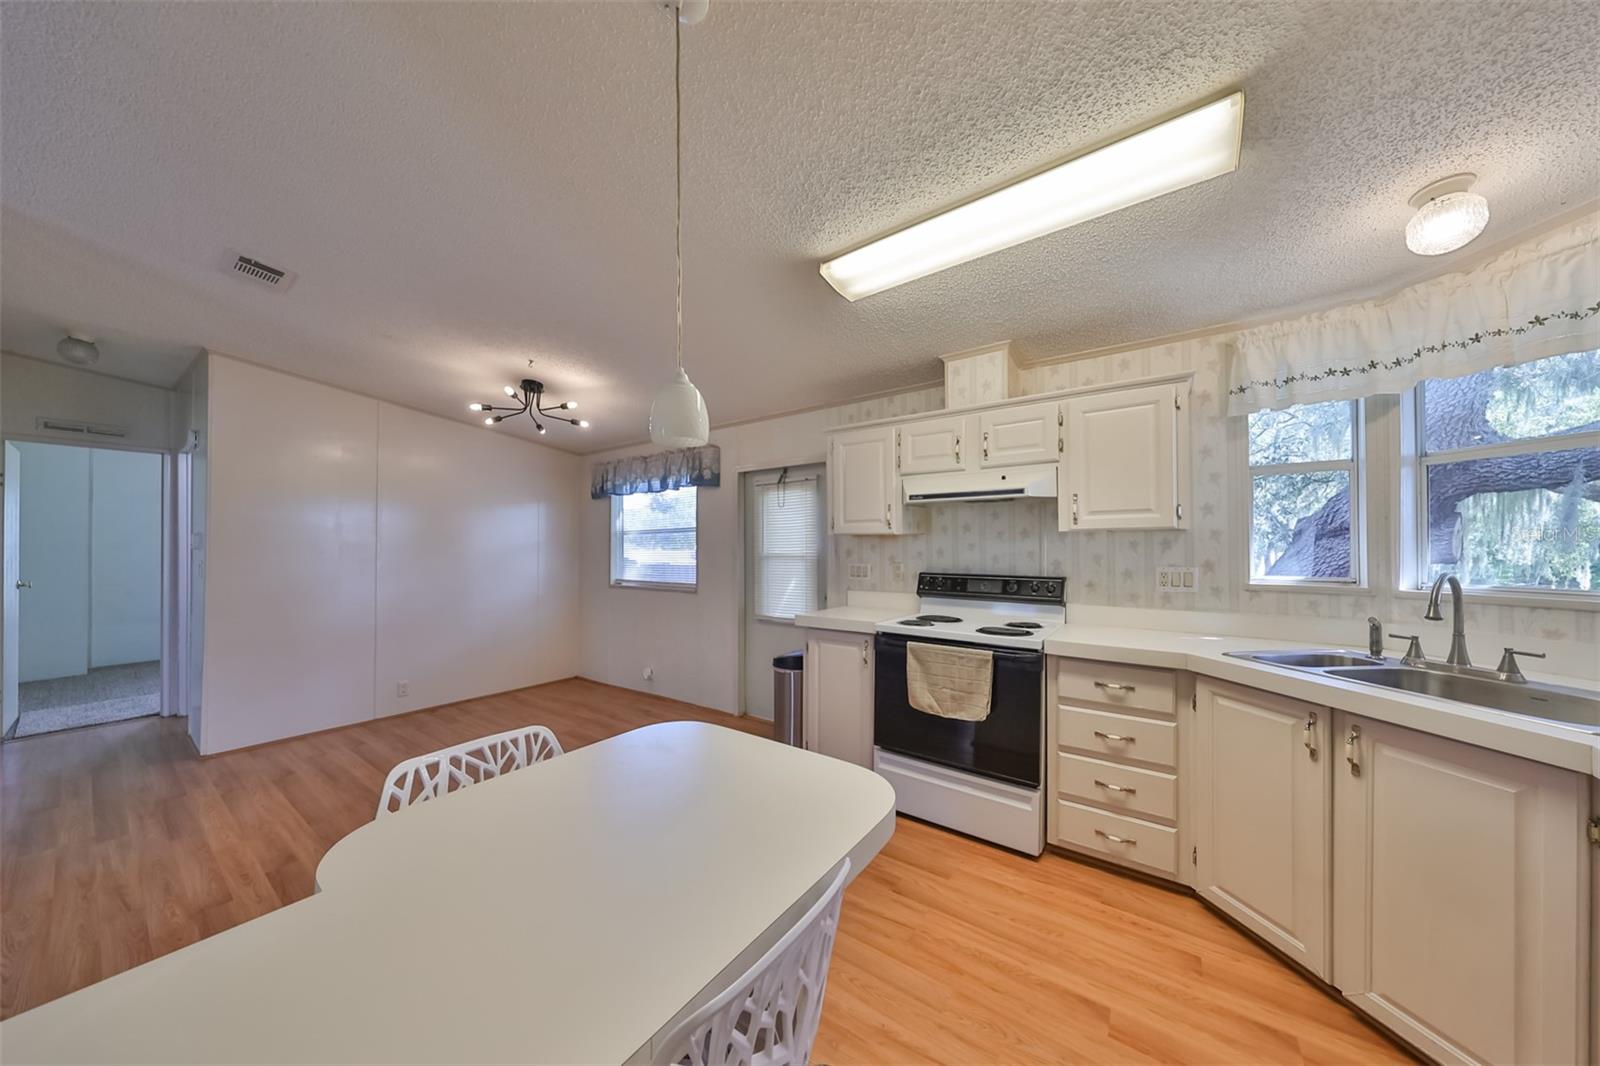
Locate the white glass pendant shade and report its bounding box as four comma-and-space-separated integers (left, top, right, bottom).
1405, 175, 1489, 256
649, 367, 709, 447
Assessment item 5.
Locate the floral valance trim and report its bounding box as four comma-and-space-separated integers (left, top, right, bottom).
1228, 302, 1600, 398
590, 444, 720, 498
1226, 215, 1599, 415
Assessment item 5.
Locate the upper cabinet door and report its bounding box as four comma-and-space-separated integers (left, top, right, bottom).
1332, 713, 1588, 1066
830, 426, 896, 534
1193, 680, 1331, 979
1060, 382, 1187, 531
898, 415, 970, 475
979, 400, 1060, 468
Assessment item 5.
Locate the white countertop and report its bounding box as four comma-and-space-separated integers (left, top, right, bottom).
793, 604, 908, 634
0, 723, 898, 1065
794, 606, 1599, 778
1042, 623, 1600, 779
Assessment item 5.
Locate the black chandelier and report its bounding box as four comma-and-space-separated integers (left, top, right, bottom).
469, 378, 588, 435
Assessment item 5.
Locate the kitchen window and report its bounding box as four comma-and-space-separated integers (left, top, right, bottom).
611, 486, 697, 589
1246, 399, 1363, 585
751, 470, 824, 620
1408, 349, 1600, 596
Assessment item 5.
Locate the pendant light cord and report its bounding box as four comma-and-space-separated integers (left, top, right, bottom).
674, 6, 684, 374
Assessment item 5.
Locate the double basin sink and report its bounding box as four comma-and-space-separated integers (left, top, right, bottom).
1225, 650, 1600, 735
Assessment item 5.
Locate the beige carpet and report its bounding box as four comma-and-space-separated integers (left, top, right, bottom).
13, 661, 160, 738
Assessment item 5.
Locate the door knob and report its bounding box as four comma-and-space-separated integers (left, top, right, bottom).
14, 580, 29, 590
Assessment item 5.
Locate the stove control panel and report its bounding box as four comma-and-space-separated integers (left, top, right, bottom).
916, 572, 1065, 604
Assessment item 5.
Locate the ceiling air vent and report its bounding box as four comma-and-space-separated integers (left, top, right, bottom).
224, 250, 297, 291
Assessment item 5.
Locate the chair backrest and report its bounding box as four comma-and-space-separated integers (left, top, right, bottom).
375, 724, 563, 818
653, 858, 851, 1066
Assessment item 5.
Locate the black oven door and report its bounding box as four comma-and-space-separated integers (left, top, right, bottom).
873, 633, 1042, 788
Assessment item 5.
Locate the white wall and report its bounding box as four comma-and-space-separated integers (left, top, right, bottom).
89, 449, 163, 667
15, 442, 89, 682
199, 355, 582, 754
374, 403, 578, 717
1, 352, 173, 452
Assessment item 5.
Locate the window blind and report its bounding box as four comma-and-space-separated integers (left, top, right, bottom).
612, 486, 697, 586
755, 475, 821, 619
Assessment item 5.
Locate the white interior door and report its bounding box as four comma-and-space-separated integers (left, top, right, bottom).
2, 442, 20, 737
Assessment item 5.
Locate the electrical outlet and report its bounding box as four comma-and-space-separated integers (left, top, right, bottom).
395, 680, 409, 698
890, 560, 906, 583
848, 563, 872, 581
642, 666, 655, 682
1157, 567, 1197, 594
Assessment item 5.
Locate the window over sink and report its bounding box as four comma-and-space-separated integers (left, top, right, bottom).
1408, 349, 1600, 596
1246, 399, 1364, 585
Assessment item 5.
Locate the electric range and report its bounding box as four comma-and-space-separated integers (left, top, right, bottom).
871, 572, 1065, 855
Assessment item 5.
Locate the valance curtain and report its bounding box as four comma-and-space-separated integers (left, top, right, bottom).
590, 444, 720, 498
1227, 216, 1600, 415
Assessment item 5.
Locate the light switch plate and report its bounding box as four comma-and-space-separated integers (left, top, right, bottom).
848, 563, 872, 581
1157, 566, 1197, 593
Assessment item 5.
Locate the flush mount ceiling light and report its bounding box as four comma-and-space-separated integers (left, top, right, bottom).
1405, 173, 1489, 256
469, 372, 588, 435
819, 92, 1246, 301
648, 0, 711, 448
56, 332, 100, 366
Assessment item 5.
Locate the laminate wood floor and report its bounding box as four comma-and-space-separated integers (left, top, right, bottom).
0, 677, 1409, 1063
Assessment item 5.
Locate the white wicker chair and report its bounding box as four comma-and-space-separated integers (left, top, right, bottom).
375, 724, 563, 818
654, 858, 851, 1066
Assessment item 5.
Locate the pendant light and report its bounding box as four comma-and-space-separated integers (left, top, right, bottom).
648, 0, 711, 448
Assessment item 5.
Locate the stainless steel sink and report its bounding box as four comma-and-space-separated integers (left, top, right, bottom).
1239, 650, 1384, 669
1322, 666, 1600, 732
1226, 650, 1600, 735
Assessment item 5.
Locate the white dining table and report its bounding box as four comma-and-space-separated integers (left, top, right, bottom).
0, 722, 897, 1064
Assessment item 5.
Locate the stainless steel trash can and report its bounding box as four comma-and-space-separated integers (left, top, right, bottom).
772, 650, 804, 747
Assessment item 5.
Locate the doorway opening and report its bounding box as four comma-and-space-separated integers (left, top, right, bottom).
740, 464, 826, 719
3, 441, 166, 739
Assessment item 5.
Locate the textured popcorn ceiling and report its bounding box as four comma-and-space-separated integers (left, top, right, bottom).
2, 1, 1596, 452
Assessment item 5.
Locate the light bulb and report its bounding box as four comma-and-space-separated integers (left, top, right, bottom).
578, 419, 590, 428
503, 385, 518, 398
468, 403, 485, 412
562, 401, 577, 410
537, 425, 546, 435
484, 416, 498, 426
1404, 175, 1488, 256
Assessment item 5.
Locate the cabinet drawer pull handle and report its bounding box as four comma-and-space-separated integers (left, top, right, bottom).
1094, 681, 1136, 694
1304, 711, 1319, 761
1093, 829, 1136, 845
1345, 723, 1361, 777
1093, 779, 1136, 794
1092, 730, 1134, 743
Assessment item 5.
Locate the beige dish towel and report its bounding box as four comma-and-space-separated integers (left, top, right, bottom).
906, 642, 994, 722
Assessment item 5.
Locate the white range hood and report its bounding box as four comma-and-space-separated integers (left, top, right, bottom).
902, 463, 1058, 504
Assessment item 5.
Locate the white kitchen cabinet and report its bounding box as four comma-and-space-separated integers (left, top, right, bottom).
828, 425, 924, 535
897, 414, 969, 475
1193, 679, 1330, 979
1332, 713, 1589, 1066
1059, 381, 1189, 531
802, 630, 874, 768
978, 400, 1060, 468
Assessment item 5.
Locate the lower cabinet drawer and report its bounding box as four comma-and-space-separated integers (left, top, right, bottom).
1056, 752, 1177, 823
1055, 800, 1179, 878
1057, 706, 1177, 769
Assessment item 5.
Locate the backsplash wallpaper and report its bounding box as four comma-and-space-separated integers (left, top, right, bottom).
824, 338, 1597, 657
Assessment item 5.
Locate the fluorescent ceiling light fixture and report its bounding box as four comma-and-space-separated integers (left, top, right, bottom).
819, 92, 1245, 301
